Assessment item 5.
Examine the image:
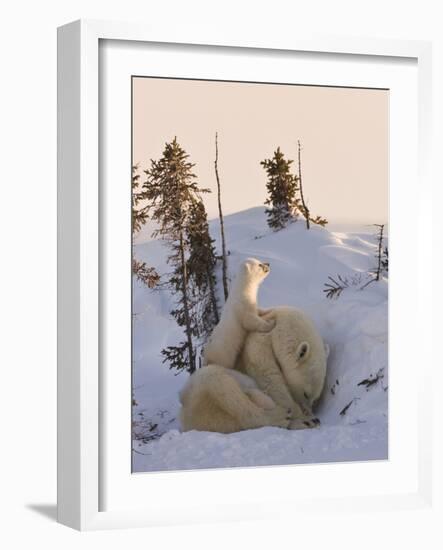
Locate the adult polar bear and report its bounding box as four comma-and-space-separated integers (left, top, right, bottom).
179, 307, 328, 432
179, 364, 294, 433
238, 306, 329, 420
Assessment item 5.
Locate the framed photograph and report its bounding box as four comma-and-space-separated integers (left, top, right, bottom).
57, 19, 433, 530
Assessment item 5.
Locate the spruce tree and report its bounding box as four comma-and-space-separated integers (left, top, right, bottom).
381, 247, 388, 274
373, 224, 385, 281
132, 165, 159, 287
142, 138, 213, 374
186, 197, 219, 335
132, 165, 149, 234
261, 147, 300, 230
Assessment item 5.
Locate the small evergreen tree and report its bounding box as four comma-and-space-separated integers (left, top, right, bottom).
373, 224, 386, 281
142, 138, 213, 374
132, 259, 160, 288
323, 224, 388, 298
261, 147, 300, 230
132, 165, 159, 287
186, 197, 219, 336
132, 165, 149, 234
381, 247, 388, 274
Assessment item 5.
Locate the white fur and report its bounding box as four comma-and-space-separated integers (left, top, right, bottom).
203, 258, 275, 369
179, 306, 327, 433
179, 364, 291, 433
238, 306, 328, 428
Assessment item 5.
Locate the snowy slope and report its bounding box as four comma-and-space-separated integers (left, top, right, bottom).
132, 207, 388, 472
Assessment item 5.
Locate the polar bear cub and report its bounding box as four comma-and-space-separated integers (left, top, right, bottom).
238, 306, 328, 422
179, 364, 292, 433
203, 257, 275, 369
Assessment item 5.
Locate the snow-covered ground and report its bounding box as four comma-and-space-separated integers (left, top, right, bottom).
132, 207, 388, 472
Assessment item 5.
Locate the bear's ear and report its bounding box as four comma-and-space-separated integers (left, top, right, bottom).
295, 342, 310, 363
244, 261, 252, 274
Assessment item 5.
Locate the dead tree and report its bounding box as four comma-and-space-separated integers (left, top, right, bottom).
296, 140, 327, 228
374, 224, 385, 281
214, 132, 229, 301
297, 140, 310, 230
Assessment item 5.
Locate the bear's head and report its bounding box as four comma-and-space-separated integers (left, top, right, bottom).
286, 341, 327, 409
242, 257, 271, 283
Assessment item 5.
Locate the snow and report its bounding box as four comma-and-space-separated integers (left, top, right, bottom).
132, 207, 388, 472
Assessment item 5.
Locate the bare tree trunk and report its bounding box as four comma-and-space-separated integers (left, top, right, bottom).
178, 229, 195, 373
297, 140, 310, 230
207, 267, 219, 324
215, 132, 229, 300
374, 224, 385, 281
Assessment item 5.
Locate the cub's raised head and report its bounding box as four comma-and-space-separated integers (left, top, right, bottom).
242, 257, 271, 283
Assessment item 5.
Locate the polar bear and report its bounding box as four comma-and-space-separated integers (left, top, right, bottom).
179, 306, 327, 434
179, 364, 299, 433
237, 306, 328, 423
203, 258, 276, 369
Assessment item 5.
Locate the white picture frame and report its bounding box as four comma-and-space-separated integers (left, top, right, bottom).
57, 19, 433, 531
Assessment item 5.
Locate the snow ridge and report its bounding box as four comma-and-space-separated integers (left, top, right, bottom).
132, 207, 388, 472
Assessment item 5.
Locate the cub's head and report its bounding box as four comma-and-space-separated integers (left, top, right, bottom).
242, 257, 271, 283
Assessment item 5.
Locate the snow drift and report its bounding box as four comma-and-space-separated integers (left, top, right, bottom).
132, 207, 388, 472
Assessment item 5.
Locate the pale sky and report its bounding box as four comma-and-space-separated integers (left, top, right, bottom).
132, 77, 388, 226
